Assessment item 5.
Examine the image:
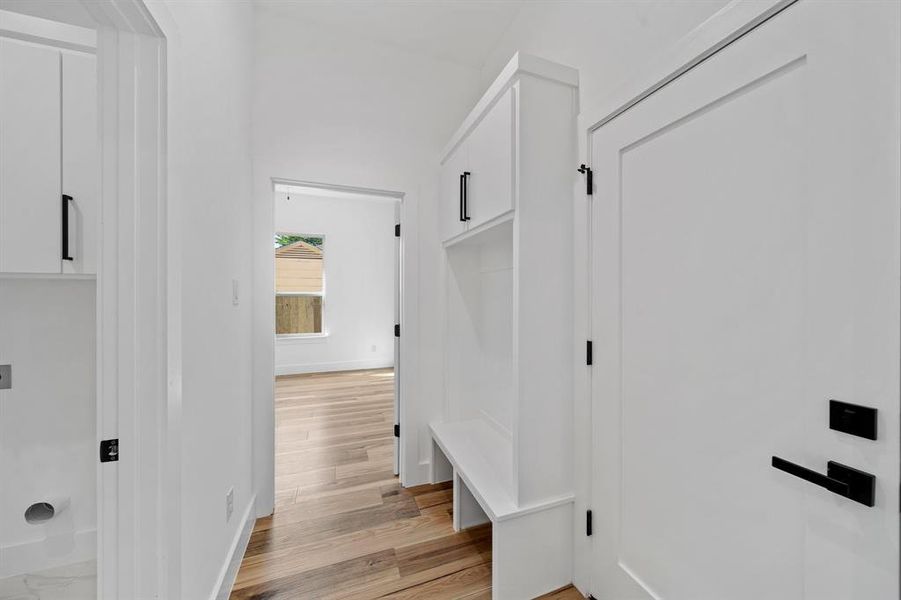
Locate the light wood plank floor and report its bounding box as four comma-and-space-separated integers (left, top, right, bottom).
230, 369, 583, 599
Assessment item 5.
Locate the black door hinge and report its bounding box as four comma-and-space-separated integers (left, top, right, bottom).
586, 509, 593, 536
588, 596, 598, 600
394, 323, 400, 337
394, 424, 400, 438
578, 164, 593, 196
586, 340, 593, 366
395, 223, 400, 237
100, 438, 119, 463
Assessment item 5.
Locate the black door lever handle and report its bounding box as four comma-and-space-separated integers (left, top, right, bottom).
772, 456, 875, 507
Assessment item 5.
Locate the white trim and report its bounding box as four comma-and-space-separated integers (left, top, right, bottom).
0, 272, 96, 280
579, 0, 793, 133
0, 9, 97, 52
397, 189, 418, 487
212, 495, 256, 600
272, 177, 405, 200
276, 332, 329, 342
275, 358, 394, 376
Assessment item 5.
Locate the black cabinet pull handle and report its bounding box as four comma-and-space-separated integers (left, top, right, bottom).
62, 194, 73, 261
771, 456, 875, 507
459, 174, 465, 222
462, 171, 471, 221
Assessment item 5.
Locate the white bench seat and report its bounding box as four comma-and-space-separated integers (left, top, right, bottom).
430, 419, 575, 600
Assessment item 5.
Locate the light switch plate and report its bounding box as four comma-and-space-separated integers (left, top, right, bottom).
0, 365, 11, 390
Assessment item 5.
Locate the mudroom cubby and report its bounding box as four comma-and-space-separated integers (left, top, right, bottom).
431, 52, 578, 600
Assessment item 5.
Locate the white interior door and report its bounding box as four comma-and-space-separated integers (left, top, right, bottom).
394, 204, 401, 476
590, 2, 900, 599
0, 38, 61, 274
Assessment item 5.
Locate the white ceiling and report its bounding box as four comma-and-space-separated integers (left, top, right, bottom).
254, 0, 525, 69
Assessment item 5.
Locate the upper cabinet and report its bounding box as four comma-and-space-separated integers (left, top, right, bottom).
61, 52, 98, 276
0, 39, 61, 274
438, 54, 577, 245
440, 143, 469, 242
0, 39, 97, 276
465, 87, 514, 229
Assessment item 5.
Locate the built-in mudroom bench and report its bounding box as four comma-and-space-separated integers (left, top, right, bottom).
430, 53, 578, 600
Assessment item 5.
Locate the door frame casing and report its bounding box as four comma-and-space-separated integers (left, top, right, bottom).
572, 0, 800, 594
0, 1, 174, 595
80, 1, 179, 598
261, 177, 412, 511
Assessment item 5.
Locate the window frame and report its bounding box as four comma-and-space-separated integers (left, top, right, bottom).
274, 232, 327, 338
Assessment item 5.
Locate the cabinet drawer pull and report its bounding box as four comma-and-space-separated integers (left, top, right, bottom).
62, 194, 74, 261
462, 171, 471, 221
459, 174, 465, 222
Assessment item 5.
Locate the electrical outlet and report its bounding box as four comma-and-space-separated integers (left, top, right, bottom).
232, 279, 239, 306
225, 487, 234, 522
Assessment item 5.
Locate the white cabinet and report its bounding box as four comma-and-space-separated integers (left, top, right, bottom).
466, 87, 514, 229
61, 52, 98, 275
432, 53, 579, 599
438, 87, 515, 243
439, 144, 468, 242
0, 39, 97, 276
0, 39, 61, 274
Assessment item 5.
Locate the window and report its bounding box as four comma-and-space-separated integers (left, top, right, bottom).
275, 234, 324, 335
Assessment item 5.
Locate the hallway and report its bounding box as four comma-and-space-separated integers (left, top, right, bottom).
228, 369, 581, 599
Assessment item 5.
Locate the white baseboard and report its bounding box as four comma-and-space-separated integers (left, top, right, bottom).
403, 459, 432, 488
0, 529, 96, 578
275, 358, 394, 376
212, 494, 256, 600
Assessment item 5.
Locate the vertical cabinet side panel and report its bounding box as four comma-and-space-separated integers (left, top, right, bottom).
515, 76, 577, 506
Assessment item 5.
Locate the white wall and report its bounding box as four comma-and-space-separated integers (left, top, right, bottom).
249, 0, 731, 526
274, 192, 396, 375
0, 279, 96, 577
155, 1, 255, 598
251, 6, 484, 511
480, 0, 730, 113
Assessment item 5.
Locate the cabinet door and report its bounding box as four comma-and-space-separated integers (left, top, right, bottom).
466, 87, 514, 229
440, 143, 468, 242
0, 39, 61, 274
62, 52, 98, 275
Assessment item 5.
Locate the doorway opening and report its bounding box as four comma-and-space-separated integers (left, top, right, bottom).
269, 181, 402, 512
0, 2, 171, 598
